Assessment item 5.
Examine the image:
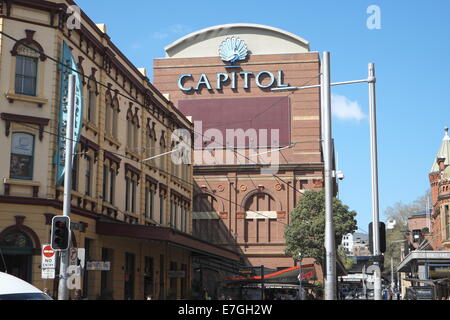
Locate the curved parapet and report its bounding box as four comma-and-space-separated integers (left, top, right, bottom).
164, 23, 310, 58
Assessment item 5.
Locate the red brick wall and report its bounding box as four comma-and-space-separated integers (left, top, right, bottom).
154, 52, 324, 270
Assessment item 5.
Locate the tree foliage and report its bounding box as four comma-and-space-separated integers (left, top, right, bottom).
383, 190, 431, 277
285, 190, 358, 267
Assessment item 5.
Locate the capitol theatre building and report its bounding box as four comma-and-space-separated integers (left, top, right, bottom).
154, 24, 327, 288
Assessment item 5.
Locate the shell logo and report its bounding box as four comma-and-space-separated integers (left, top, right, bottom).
219, 37, 248, 64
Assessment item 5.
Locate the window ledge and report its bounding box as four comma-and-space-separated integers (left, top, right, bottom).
4, 178, 40, 197
4, 178, 40, 187
124, 211, 139, 218
104, 134, 121, 149
125, 147, 142, 161
83, 120, 99, 135
6, 92, 48, 107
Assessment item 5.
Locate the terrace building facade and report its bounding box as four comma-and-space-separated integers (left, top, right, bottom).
0, 0, 240, 300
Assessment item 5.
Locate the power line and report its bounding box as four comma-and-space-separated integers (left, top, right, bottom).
0, 29, 323, 197
14, 121, 289, 226
1, 29, 323, 222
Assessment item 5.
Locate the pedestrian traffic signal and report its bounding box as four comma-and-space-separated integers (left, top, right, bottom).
51, 216, 70, 251
369, 222, 386, 254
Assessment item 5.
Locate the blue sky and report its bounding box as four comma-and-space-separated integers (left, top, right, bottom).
76, 0, 450, 233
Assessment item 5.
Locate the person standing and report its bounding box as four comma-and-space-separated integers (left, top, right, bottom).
74, 289, 83, 300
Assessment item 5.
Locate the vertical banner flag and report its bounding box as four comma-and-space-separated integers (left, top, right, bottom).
55, 41, 84, 185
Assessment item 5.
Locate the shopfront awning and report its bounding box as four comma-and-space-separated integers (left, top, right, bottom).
96, 220, 241, 262
224, 265, 317, 284
397, 251, 450, 273
402, 278, 449, 285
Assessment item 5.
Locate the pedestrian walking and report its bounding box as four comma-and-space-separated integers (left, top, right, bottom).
74, 289, 83, 300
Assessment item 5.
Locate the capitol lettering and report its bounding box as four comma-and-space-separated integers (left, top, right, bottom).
178, 70, 289, 92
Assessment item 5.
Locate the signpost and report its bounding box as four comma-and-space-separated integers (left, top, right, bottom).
41, 245, 56, 280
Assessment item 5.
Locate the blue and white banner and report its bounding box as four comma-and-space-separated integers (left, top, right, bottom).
55, 41, 84, 186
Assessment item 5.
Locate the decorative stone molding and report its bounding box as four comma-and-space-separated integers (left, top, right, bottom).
11, 29, 47, 61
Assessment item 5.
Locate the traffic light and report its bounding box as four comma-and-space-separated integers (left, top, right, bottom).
51, 216, 70, 251
369, 222, 386, 254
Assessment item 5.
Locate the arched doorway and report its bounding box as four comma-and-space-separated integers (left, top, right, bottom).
0, 229, 35, 282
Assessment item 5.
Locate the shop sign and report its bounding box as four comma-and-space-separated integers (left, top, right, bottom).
177, 37, 291, 92
428, 264, 450, 278
86, 261, 111, 271
178, 70, 290, 92
55, 41, 84, 186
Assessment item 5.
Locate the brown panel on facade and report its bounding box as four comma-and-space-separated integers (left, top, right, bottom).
179, 96, 291, 148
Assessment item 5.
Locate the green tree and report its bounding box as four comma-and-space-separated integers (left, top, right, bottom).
285, 190, 358, 268
383, 190, 431, 278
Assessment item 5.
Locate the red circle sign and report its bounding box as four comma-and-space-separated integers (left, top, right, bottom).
43, 245, 55, 258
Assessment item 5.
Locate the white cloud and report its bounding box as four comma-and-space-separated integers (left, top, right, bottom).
150, 24, 192, 40
151, 31, 169, 40
332, 94, 366, 121
169, 24, 192, 35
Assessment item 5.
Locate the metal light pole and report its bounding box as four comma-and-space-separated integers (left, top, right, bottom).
58, 74, 76, 301
368, 63, 382, 301
272, 55, 381, 301
322, 52, 337, 301
298, 253, 303, 300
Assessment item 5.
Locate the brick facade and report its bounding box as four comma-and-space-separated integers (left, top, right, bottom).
153, 26, 325, 271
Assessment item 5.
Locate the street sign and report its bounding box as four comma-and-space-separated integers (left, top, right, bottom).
86, 261, 111, 271
41, 245, 56, 269
42, 268, 56, 280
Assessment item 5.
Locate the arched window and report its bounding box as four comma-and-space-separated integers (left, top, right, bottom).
244, 192, 276, 213
159, 131, 166, 171
194, 194, 219, 213
111, 95, 119, 139
0, 230, 34, 252
87, 80, 97, 124
105, 90, 113, 135
126, 108, 133, 148
10, 132, 35, 180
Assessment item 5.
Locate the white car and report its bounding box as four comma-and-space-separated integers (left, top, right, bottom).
0, 272, 52, 300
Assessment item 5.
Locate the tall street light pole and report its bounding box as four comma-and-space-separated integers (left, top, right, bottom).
58, 74, 76, 301
322, 52, 337, 300
272, 53, 381, 300
368, 63, 382, 301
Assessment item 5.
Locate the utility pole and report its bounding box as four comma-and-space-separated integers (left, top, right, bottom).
322, 52, 337, 300
298, 253, 303, 300
261, 265, 265, 300
391, 256, 395, 292
368, 63, 382, 301
57, 74, 76, 300
272, 56, 381, 301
